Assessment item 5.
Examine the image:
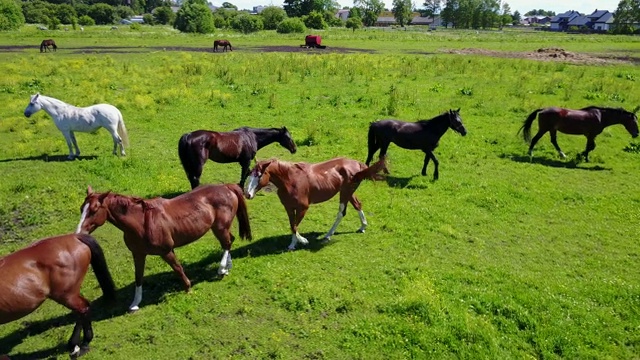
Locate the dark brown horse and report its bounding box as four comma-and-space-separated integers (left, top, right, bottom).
76, 184, 251, 312
245, 157, 387, 250
365, 109, 467, 180
0, 233, 115, 358
520, 106, 639, 161
40, 39, 57, 53
213, 39, 232, 52
178, 127, 297, 189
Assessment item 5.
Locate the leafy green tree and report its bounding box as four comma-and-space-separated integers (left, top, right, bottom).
221, 2, 237, 9
75, 3, 90, 17
77, 14, 95, 26
153, 5, 175, 25
421, 0, 440, 17
613, 0, 640, 33
0, 0, 24, 30
511, 9, 520, 25
22, 0, 52, 24
260, 5, 287, 30
231, 13, 263, 33
392, 0, 413, 27
276, 16, 306, 32
345, 16, 362, 31
348, 6, 362, 18
143, 13, 154, 24
89, 3, 117, 25
174, 0, 215, 33
323, 9, 343, 26
55, 4, 77, 24
115, 5, 134, 21
283, 0, 330, 17
354, 0, 384, 26
303, 10, 327, 28
499, 2, 510, 28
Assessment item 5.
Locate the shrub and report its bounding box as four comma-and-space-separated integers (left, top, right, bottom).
89, 3, 116, 25
174, 0, 215, 33
152, 6, 174, 25
55, 4, 76, 24
130, 22, 142, 30
303, 11, 327, 29
77, 15, 94, 26
213, 14, 228, 28
21, 0, 51, 24
346, 17, 362, 32
143, 13, 154, 25
231, 13, 263, 33
0, 0, 24, 30
115, 5, 134, 21
276, 17, 306, 33
324, 10, 343, 27
260, 6, 286, 30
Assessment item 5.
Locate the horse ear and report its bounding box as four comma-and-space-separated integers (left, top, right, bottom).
87, 185, 93, 195
456, 108, 461, 113
282, 126, 288, 132
632, 105, 640, 114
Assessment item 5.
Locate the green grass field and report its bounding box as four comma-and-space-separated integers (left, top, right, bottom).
1, 25, 639, 359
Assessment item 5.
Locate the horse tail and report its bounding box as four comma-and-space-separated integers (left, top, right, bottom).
367, 123, 377, 150
76, 234, 116, 302
117, 112, 129, 148
178, 132, 202, 189
353, 156, 388, 183
520, 109, 542, 143
226, 184, 252, 241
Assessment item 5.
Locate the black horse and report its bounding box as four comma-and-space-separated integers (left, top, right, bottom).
365, 109, 467, 180
178, 127, 297, 189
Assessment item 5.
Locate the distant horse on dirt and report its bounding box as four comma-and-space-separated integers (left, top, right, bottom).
0, 233, 115, 358
178, 127, 297, 189
213, 40, 232, 52
23, 93, 129, 159
365, 109, 467, 180
76, 184, 251, 312
520, 106, 639, 161
40, 39, 57, 52
245, 157, 387, 250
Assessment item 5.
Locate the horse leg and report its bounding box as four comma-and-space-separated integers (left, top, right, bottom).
350, 194, 368, 233
212, 226, 234, 276
287, 207, 309, 250
430, 152, 439, 180
70, 132, 81, 158
583, 137, 596, 162
366, 139, 381, 166
378, 143, 391, 174
527, 130, 547, 158
188, 147, 208, 189
549, 130, 566, 159
318, 202, 346, 241
55, 293, 91, 357
160, 250, 191, 292
129, 253, 146, 312
421, 151, 431, 176
238, 160, 250, 188
108, 128, 123, 156
62, 132, 76, 159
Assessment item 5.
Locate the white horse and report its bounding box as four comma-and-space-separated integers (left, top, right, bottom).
24, 93, 129, 159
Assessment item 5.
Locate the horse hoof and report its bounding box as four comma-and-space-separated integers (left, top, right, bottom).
128, 306, 139, 313
357, 229, 365, 234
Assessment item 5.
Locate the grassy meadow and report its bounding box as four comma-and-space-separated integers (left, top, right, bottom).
1, 25, 640, 359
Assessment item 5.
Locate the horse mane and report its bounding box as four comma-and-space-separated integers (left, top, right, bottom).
580, 106, 629, 114
416, 111, 450, 125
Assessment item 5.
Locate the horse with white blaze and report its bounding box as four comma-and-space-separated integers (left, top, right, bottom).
24, 93, 129, 159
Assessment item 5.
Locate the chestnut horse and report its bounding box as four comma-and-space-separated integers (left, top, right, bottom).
0, 233, 115, 358
245, 157, 387, 250
76, 184, 251, 312
178, 127, 297, 189
40, 39, 57, 52
520, 106, 639, 161
366, 109, 467, 180
213, 40, 232, 52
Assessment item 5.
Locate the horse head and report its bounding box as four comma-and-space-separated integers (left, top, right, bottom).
245, 159, 276, 199
448, 108, 467, 136
622, 110, 639, 138
24, 93, 42, 118
76, 185, 111, 234
279, 127, 297, 154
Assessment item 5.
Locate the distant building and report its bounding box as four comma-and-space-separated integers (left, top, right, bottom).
550, 9, 614, 31
336, 9, 350, 21
253, 5, 268, 14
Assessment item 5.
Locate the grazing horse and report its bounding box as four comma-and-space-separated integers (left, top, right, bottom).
23, 93, 129, 160
245, 157, 387, 250
365, 109, 467, 180
520, 106, 639, 162
213, 40, 233, 52
178, 127, 297, 189
40, 39, 57, 52
76, 184, 251, 312
0, 233, 115, 358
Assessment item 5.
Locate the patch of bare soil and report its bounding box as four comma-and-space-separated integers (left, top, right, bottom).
440, 47, 634, 65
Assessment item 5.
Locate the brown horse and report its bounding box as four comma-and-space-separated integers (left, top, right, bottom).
521, 106, 639, 161
0, 233, 115, 358
213, 39, 232, 52
366, 109, 467, 180
76, 184, 251, 312
40, 39, 57, 53
245, 157, 387, 250
178, 127, 297, 189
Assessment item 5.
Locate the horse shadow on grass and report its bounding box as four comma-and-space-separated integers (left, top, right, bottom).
0, 154, 98, 163
0, 232, 334, 359
384, 175, 430, 189
501, 153, 611, 171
